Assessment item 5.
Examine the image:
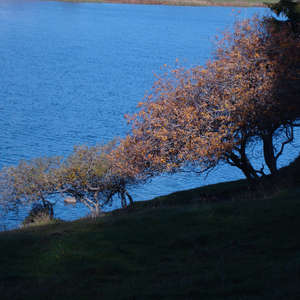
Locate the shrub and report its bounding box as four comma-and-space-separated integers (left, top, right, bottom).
22, 202, 54, 227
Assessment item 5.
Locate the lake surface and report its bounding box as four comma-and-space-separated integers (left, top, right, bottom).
0, 1, 298, 230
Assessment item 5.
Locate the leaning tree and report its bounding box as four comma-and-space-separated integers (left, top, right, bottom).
0, 156, 61, 216
0, 143, 135, 217
115, 16, 300, 183
56, 144, 135, 215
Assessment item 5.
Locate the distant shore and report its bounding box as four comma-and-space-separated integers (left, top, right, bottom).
50, 0, 275, 8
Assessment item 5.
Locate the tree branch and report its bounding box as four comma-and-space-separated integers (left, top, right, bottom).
254, 164, 266, 176
275, 126, 294, 160
81, 196, 96, 212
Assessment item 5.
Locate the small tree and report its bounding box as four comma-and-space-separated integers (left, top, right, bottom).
0, 157, 61, 215
56, 144, 134, 215
0, 143, 135, 218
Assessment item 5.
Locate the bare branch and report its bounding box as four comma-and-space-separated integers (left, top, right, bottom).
275, 126, 294, 160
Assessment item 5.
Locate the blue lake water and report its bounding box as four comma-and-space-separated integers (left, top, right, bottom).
0, 0, 298, 230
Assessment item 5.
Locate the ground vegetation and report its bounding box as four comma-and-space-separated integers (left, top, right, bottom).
0, 157, 299, 299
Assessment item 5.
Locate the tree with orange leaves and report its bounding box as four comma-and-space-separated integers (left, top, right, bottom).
1, 16, 299, 220
113, 16, 300, 183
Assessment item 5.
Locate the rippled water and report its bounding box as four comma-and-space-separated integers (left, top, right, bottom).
0, 1, 298, 230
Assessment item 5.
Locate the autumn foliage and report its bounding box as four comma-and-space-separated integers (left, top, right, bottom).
0, 16, 299, 219
112, 17, 300, 182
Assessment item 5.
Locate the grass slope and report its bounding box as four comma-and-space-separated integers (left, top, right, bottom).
1, 158, 300, 299
44, 0, 277, 7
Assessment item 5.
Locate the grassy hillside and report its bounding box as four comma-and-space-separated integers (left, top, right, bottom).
48, 0, 277, 7
1, 157, 300, 299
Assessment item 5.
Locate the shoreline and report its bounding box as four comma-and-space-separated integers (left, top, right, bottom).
46, 0, 274, 8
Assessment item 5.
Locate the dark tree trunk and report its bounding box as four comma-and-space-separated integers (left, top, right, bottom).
228, 152, 259, 184
121, 192, 126, 208
125, 191, 134, 207
40, 195, 54, 219
262, 133, 278, 175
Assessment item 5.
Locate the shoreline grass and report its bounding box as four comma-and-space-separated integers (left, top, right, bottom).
41, 0, 277, 8
1, 156, 299, 299
1, 187, 300, 299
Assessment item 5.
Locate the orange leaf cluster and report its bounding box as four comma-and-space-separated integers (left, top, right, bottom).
112, 16, 300, 182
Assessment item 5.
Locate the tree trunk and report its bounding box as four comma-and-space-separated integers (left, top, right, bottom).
121, 191, 127, 208
262, 133, 278, 175
228, 152, 259, 184
125, 191, 134, 207
40, 195, 54, 219
92, 192, 101, 217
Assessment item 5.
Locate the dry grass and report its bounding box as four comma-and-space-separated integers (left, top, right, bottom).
1, 157, 299, 299
47, 0, 277, 7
